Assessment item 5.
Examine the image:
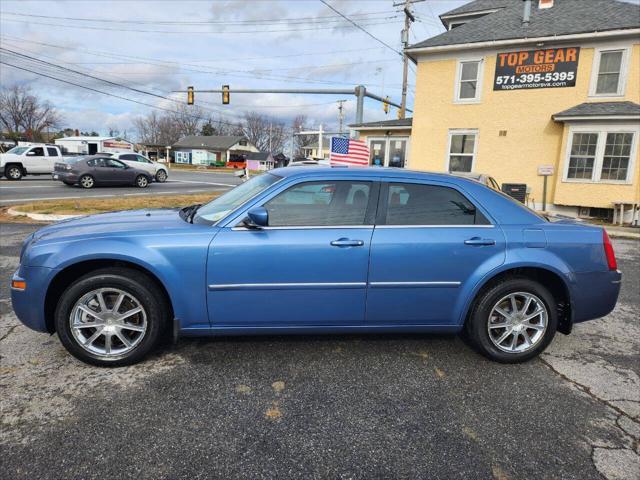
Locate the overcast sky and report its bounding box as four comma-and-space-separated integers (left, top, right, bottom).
3, 1, 636, 138
0, 0, 471, 137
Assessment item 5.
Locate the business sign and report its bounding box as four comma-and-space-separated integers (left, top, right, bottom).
102, 140, 132, 150
537, 165, 555, 176
494, 47, 580, 91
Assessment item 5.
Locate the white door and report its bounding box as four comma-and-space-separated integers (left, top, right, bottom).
24, 146, 49, 173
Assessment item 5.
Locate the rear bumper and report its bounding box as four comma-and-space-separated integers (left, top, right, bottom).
11, 266, 54, 333
571, 270, 622, 323
52, 171, 79, 183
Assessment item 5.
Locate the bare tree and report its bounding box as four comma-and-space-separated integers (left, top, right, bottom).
243, 111, 286, 152
172, 104, 204, 137
0, 85, 61, 141
134, 111, 181, 145
291, 115, 316, 155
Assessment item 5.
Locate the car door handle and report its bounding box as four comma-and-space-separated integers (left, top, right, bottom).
464, 237, 496, 246
330, 238, 364, 247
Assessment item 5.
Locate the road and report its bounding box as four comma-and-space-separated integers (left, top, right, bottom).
1, 223, 638, 480
0, 169, 241, 205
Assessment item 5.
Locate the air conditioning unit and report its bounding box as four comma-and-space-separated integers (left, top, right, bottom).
501, 183, 527, 203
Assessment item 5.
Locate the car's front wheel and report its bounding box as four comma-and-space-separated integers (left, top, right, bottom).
155, 169, 167, 183
55, 268, 167, 367
465, 277, 557, 363
5, 165, 23, 180
135, 175, 149, 188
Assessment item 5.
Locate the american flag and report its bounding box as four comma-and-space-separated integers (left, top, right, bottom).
329, 137, 370, 166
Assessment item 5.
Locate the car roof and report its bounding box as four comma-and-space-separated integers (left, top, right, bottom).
272, 166, 472, 183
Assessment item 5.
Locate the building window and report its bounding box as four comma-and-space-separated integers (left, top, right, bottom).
455, 60, 482, 102
564, 127, 638, 183
447, 130, 477, 172
590, 48, 628, 96
367, 137, 409, 168
600, 133, 633, 181
567, 133, 598, 179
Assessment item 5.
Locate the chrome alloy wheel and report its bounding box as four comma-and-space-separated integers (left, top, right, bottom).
487, 292, 548, 353
155, 169, 167, 182
136, 175, 148, 187
69, 288, 147, 357
7, 166, 22, 179
80, 175, 94, 188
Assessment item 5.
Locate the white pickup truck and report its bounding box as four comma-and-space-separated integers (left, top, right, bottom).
0, 144, 64, 180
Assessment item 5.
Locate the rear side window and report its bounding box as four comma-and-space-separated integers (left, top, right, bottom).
47, 147, 59, 157
264, 181, 373, 227
383, 183, 489, 226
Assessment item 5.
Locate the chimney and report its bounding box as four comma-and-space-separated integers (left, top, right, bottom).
522, 0, 531, 27
539, 0, 554, 9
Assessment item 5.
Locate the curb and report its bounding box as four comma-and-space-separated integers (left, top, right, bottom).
7, 207, 81, 222
607, 231, 640, 240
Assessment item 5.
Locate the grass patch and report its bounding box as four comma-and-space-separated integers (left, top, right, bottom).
12, 192, 221, 215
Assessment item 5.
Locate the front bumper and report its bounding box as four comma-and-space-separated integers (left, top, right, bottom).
571, 270, 622, 323
11, 266, 54, 332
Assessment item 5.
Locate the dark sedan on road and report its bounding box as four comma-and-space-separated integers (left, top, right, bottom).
53, 156, 152, 189
12, 167, 621, 367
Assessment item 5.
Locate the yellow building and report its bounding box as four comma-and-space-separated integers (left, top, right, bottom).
406, 0, 640, 224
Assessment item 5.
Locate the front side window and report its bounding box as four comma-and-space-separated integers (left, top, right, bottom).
28, 147, 44, 156
384, 183, 488, 226
106, 159, 127, 169
264, 181, 372, 227
567, 133, 598, 179
457, 60, 481, 101
565, 130, 636, 183
448, 131, 476, 172
595, 50, 624, 95
119, 154, 137, 161
136, 155, 152, 163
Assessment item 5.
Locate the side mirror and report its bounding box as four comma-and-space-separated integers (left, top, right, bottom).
26, 151, 36, 156
244, 206, 268, 228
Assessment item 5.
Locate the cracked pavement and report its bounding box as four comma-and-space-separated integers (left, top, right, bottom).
1, 222, 638, 479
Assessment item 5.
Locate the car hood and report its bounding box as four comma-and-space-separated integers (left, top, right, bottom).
32, 208, 190, 242
0, 153, 22, 163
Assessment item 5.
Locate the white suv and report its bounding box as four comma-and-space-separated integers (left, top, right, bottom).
111, 152, 169, 182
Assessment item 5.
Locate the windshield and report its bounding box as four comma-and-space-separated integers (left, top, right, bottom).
193, 173, 281, 225
6, 146, 29, 155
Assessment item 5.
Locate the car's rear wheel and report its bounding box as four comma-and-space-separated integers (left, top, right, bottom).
55, 268, 167, 367
465, 278, 557, 363
155, 169, 167, 183
5, 165, 23, 180
136, 175, 149, 188
79, 174, 94, 189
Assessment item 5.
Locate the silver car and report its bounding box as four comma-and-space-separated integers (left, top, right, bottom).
110, 152, 169, 182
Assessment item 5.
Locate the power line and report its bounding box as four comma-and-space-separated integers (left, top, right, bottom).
1, 10, 398, 25
0, 17, 400, 34
0, 61, 245, 128
318, 0, 403, 56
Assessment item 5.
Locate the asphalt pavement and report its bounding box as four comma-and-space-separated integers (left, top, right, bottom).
0, 169, 241, 205
0, 223, 638, 480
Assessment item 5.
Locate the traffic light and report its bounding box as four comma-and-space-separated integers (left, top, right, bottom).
222, 85, 230, 105
187, 86, 194, 105
383, 97, 390, 114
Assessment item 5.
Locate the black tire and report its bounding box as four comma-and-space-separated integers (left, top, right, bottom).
55, 268, 169, 367
5, 164, 23, 180
155, 169, 167, 183
79, 174, 95, 189
135, 175, 149, 188
464, 277, 557, 363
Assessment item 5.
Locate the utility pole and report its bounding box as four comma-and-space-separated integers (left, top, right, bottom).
337, 99, 347, 135
395, 0, 424, 119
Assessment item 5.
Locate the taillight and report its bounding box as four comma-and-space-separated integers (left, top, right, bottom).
603, 230, 617, 271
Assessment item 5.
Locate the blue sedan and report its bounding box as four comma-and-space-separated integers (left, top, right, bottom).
11, 167, 621, 366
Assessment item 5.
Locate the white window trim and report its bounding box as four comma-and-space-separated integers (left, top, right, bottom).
454, 57, 484, 104
562, 123, 639, 185
445, 129, 479, 173
367, 136, 410, 168
588, 46, 631, 98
